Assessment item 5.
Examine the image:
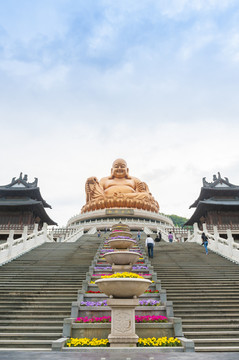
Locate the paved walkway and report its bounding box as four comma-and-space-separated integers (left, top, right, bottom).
0, 351, 239, 360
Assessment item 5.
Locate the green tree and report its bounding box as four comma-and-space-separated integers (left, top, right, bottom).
168, 214, 189, 227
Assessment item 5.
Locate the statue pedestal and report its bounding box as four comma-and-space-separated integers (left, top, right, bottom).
107, 298, 139, 347
112, 264, 132, 273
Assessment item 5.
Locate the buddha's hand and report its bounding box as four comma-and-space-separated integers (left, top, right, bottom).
86, 176, 100, 185
137, 182, 147, 192
113, 192, 124, 198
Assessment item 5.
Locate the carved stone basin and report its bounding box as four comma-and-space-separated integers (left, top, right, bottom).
95, 278, 151, 298
104, 251, 141, 265
109, 231, 132, 239
108, 239, 136, 249
112, 223, 130, 232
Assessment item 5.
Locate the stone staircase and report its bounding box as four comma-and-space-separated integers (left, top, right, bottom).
0, 234, 102, 350
151, 241, 239, 352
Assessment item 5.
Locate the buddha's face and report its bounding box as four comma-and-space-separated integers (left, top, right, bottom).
111, 159, 128, 178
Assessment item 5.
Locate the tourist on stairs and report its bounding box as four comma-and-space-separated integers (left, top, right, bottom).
145, 234, 155, 258
201, 232, 209, 255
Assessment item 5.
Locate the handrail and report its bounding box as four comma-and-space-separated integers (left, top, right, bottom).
0, 223, 53, 266
187, 223, 239, 264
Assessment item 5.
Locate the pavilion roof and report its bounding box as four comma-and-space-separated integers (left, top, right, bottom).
189, 172, 239, 208
185, 199, 239, 226
0, 198, 57, 225
0, 173, 51, 208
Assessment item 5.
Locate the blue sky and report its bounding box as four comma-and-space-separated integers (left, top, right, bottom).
1, 0, 239, 226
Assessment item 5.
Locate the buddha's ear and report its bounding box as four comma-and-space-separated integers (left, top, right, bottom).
110, 168, 114, 179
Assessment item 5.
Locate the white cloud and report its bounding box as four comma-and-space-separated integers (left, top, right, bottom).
1, 1, 239, 226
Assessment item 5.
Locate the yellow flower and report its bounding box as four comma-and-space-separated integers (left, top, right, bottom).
101, 272, 144, 279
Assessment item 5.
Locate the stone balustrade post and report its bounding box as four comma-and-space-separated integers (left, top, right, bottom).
22, 226, 28, 250
202, 223, 207, 233
159, 289, 167, 303
154, 280, 161, 291
77, 289, 85, 302
33, 223, 38, 235
227, 229, 234, 258
81, 280, 88, 291
7, 230, 14, 259
193, 223, 200, 243
213, 225, 219, 250
33, 224, 39, 245
166, 301, 174, 317
42, 223, 48, 241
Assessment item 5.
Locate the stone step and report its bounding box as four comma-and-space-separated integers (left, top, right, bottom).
0, 333, 61, 340
0, 304, 72, 309
195, 346, 239, 352
152, 242, 239, 352
0, 321, 63, 326
182, 319, 239, 324
0, 340, 53, 349
184, 331, 239, 339
0, 296, 76, 306
175, 313, 239, 319
193, 338, 239, 347
183, 324, 239, 330
0, 310, 70, 315
0, 326, 62, 333
173, 305, 239, 309
171, 300, 239, 304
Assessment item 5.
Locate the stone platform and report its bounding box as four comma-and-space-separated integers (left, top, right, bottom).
67, 208, 173, 232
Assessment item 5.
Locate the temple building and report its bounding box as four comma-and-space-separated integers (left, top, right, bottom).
67, 159, 173, 231
185, 173, 239, 238
0, 173, 57, 240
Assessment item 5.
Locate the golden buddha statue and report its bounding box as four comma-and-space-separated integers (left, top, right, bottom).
81, 159, 159, 213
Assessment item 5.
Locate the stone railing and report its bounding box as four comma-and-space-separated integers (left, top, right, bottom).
0, 223, 53, 266
187, 223, 239, 264
0, 224, 35, 231
60, 227, 84, 242
87, 227, 97, 235
47, 227, 84, 243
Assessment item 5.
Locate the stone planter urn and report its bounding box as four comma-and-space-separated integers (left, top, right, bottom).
95, 277, 151, 347
95, 277, 151, 298
108, 239, 136, 250
104, 249, 141, 272
104, 251, 141, 266
109, 231, 132, 239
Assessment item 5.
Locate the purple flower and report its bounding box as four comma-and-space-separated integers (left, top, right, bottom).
139, 299, 160, 306
80, 300, 107, 307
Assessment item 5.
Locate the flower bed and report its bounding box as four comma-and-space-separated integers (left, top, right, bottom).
65, 338, 109, 347
75, 315, 168, 323
80, 300, 107, 306
101, 272, 144, 279
135, 315, 168, 323
144, 290, 159, 293
138, 337, 181, 347
80, 299, 160, 306
65, 337, 180, 347
139, 299, 160, 306
75, 316, 111, 323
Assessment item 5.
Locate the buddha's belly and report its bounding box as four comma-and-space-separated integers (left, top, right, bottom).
104, 185, 135, 196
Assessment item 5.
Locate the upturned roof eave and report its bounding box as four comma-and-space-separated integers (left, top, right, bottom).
0, 187, 51, 208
